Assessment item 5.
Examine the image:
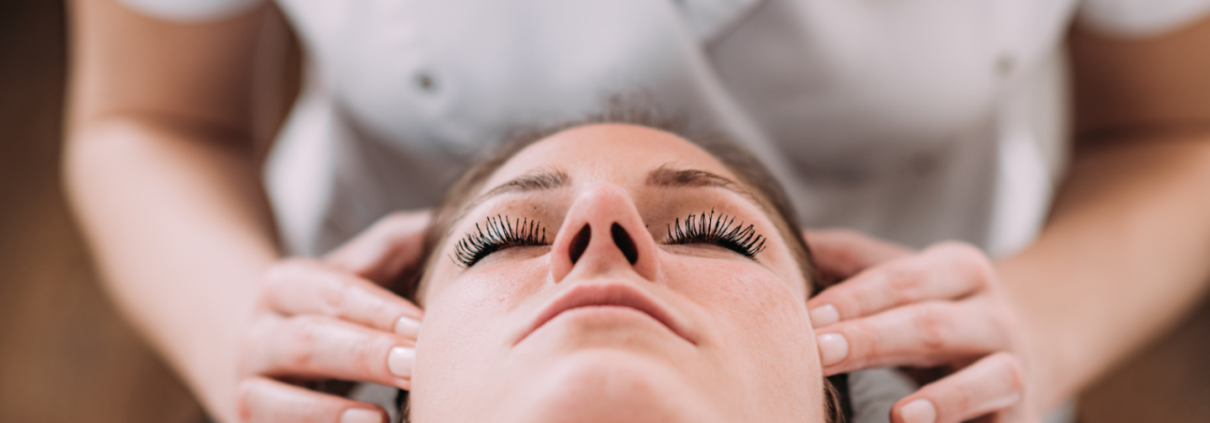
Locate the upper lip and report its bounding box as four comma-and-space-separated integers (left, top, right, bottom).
514, 282, 696, 346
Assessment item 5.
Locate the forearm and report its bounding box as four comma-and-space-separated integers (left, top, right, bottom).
65, 115, 278, 419
998, 133, 1210, 409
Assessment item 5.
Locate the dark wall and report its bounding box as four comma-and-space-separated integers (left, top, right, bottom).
0, 1, 201, 422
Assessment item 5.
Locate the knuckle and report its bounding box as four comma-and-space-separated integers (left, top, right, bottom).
912, 305, 953, 352
885, 267, 916, 291
235, 378, 262, 422
929, 377, 976, 414
365, 299, 397, 332
317, 276, 353, 316
931, 242, 996, 288
283, 316, 324, 369
951, 385, 975, 413
879, 264, 925, 302
850, 324, 883, 365
994, 352, 1027, 393
349, 336, 387, 375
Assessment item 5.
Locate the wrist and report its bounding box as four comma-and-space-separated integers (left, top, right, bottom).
995, 256, 1083, 412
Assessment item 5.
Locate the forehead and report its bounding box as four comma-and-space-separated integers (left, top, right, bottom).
483, 124, 737, 191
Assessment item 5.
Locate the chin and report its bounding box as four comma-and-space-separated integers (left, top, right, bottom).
494, 349, 726, 423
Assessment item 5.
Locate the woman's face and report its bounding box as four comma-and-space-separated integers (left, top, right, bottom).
410, 124, 826, 422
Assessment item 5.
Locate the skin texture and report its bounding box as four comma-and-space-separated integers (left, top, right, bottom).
409, 124, 825, 422
64, 0, 1210, 420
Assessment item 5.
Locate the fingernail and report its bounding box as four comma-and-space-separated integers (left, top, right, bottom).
388, 346, 415, 378
809, 304, 840, 327
394, 316, 422, 338
816, 333, 849, 367
900, 399, 937, 423
341, 408, 384, 423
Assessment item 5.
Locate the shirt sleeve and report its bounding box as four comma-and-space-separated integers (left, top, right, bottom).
1078, 0, 1210, 37
116, 0, 266, 22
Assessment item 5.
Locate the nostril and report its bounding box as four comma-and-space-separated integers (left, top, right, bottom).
611, 223, 639, 265
568, 224, 591, 264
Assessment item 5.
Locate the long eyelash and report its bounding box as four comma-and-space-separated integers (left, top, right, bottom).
452, 215, 548, 267
666, 209, 767, 258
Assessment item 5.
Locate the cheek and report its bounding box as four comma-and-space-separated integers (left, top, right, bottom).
703, 270, 814, 353
664, 257, 821, 401
412, 258, 550, 402
420, 258, 549, 348
670, 259, 811, 336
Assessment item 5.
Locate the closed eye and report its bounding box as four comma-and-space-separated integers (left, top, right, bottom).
452, 215, 549, 267
664, 209, 766, 258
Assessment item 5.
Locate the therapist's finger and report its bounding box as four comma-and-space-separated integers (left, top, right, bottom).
816, 300, 1010, 375
263, 260, 423, 338
237, 376, 387, 423
807, 242, 992, 327
804, 228, 912, 282
326, 210, 431, 285
242, 314, 415, 389
890, 352, 1031, 423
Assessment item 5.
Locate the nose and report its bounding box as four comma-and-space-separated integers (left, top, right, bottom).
550, 183, 659, 283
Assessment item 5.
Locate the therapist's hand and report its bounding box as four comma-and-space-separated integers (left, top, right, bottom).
805, 230, 1036, 423
236, 211, 430, 423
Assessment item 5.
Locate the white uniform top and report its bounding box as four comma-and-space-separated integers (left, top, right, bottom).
120, 0, 1210, 258
117, 2, 1210, 421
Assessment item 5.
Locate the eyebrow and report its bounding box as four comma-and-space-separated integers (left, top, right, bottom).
457, 164, 758, 223
646, 164, 758, 204
461, 168, 571, 215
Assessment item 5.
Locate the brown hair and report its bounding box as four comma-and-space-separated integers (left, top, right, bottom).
394, 103, 848, 422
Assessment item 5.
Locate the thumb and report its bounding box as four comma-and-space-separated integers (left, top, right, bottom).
325, 210, 432, 285
804, 229, 912, 285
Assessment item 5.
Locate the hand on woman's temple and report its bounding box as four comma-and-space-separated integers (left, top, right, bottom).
805, 230, 1037, 423
234, 211, 430, 423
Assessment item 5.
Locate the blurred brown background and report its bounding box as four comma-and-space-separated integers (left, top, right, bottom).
0, 1, 203, 422
0, 1, 1206, 422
